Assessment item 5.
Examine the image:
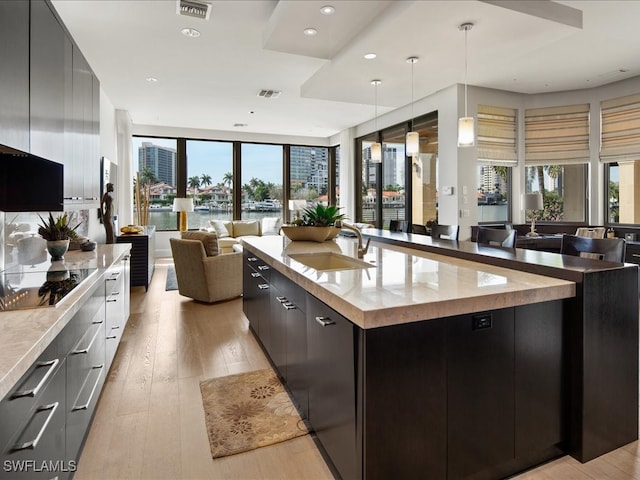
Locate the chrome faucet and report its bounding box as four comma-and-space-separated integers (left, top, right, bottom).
335, 221, 371, 258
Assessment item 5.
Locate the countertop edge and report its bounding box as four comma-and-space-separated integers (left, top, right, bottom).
242, 237, 576, 330
0, 244, 131, 400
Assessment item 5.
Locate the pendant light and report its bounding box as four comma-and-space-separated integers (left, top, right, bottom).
371, 79, 382, 163
406, 56, 420, 156
458, 22, 475, 147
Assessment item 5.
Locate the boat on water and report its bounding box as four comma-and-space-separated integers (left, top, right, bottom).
247, 200, 281, 212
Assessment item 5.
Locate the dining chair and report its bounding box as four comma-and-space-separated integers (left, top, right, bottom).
431, 224, 459, 241
411, 224, 428, 235
560, 234, 625, 262
476, 226, 516, 248
389, 220, 409, 232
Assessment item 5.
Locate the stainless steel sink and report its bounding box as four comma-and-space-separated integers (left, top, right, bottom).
288, 252, 375, 272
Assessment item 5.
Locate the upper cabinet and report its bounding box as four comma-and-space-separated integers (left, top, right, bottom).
0, 1, 29, 152
0, 0, 100, 208
30, 0, 70, 165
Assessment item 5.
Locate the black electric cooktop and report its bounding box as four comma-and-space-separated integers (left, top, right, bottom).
0, 268, 97, 311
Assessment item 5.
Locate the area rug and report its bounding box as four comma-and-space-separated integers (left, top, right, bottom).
199, 368, 309, 459
165, 265, 178, 291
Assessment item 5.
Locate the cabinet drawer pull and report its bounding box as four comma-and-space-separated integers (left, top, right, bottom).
258, 284, 269, 290
632, 253, 640, 258
106, 272, 121, 281
276, 296, 287, 303
251, 272, 261, 278
84, 197, 98, 201
71, 365, 104, 411
11, 402, 59, 452
315, 316, 335, 327
11, 359, 60, 399
248, 257, 258, 262
258, 265, 270, 271
71, 324, 102, 355
106, 296, 118, 303
106, 326, 120, 339
284, 303, 296, 310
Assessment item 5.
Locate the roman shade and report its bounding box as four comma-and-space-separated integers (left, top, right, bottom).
600, 92, 640, 163
477, 105, 517, 165
525, 104, 590, 165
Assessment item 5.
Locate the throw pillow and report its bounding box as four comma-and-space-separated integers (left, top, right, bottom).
233, 220, 260, 237
181, 231, 218, 256
210, 220, 231, 238
261, 217, 282, 236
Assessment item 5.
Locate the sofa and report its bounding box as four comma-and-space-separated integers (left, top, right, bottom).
205, 217, 282, 253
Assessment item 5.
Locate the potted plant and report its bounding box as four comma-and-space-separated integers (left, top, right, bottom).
282, 204, 346, 242
37, 212, 80, 260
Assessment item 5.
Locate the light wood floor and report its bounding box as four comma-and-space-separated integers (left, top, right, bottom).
75, 259, 640, 480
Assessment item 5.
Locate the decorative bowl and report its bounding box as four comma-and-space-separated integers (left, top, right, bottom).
281, 225, 331, 242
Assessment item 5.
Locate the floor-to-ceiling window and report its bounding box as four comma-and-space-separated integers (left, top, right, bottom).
289, 146, 329, 220
186, 140, 233, 230
410, 113, 438, 227
357, 133, 379, 226
382, 125, 406, 228
240, 143, 283, 221
524, 164, 587, 222
131, 136, 178, 230
606, 161, 640, 225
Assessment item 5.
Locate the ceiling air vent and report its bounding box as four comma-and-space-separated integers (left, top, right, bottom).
176, 0, 212, 20
257, 89, 281, 99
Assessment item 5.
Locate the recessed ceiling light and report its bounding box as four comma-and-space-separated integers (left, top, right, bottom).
303, 27, 317, 36
364, 53, 376, 60
320, 5, 335, 15
146, 77, 158, 83
181, 27, 201, 38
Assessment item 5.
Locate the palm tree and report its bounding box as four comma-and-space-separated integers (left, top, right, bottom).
139, 167, 158, 186
200, 173, 212, 188
188, 176, 201, 197
222, 172, 233, 191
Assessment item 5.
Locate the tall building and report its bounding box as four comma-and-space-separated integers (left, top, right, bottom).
480, 165, 506, 194
290, 147, 329, 196
138, 142, 177, 187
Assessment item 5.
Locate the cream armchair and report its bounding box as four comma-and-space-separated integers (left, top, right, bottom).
169, 232, 242, 303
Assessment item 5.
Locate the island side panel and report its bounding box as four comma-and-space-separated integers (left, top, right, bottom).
573, 267, 639, 462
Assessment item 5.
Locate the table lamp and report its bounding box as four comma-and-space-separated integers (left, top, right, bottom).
524, 193, 543, 237
172, 198, 194, 232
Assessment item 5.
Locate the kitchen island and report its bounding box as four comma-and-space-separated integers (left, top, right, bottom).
242, 235, 591, 480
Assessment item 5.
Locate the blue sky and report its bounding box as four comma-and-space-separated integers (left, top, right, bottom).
132, 137, 283, 185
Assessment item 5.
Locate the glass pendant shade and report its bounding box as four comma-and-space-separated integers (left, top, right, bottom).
371, 142, 382, 163
406, 131, 419, 156
458, 116, 475, 147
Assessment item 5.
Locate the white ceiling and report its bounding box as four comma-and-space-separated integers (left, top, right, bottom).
51, 0, 640, 140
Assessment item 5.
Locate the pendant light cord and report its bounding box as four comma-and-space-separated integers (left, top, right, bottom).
463, 25, 469, 117
411, 60, 415, 130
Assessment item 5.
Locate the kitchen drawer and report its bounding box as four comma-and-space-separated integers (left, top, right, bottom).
0, 361, 67, 480
66, 316, 105, 404
0, 338, 64, 451
104, 262, 125, 296
245, 253, 271, 282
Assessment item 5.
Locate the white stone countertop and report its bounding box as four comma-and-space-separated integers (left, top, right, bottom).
241, 235, 576, 330
0, 244, 131, 400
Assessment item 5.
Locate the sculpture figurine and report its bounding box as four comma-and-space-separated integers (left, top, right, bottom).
101, 182, 115, 244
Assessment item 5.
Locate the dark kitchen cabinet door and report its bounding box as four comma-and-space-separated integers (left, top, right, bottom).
30, 0, 71, 164
306, 294, 357, 480
0, 1, 29, 151
446, 308, 515, 480
269, 279, 288, 380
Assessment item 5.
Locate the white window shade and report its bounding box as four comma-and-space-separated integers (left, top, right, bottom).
477, 105, 517, 165
600, 92, 640, 163
525, 104, 590, 166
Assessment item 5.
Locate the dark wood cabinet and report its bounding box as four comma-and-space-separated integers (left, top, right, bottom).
268, 277, 289, 379
447, 309, 515, 480
306, 294, 357, 480
116, 226, 155, 290
0, 1, 29, 152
